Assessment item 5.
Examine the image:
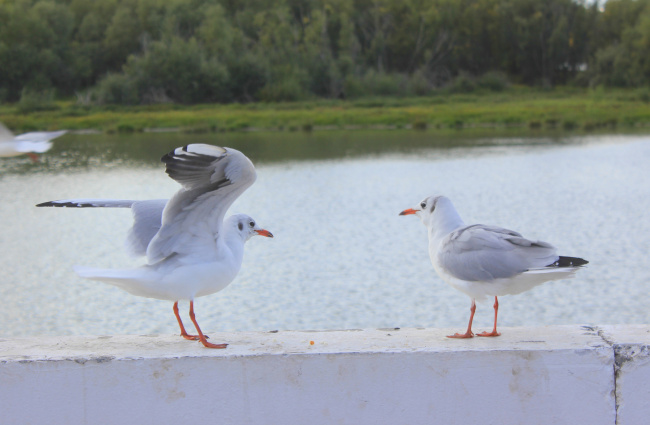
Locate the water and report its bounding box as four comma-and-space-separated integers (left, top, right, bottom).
1, 130, 649, 338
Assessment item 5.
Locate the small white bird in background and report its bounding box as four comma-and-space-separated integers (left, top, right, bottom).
0, 122, 66, 161
37, 144, 273, 348
400, 195, 588, 338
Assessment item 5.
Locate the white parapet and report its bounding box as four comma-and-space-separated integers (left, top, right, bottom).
598, 325, 650, 424
1, 324, 648, 425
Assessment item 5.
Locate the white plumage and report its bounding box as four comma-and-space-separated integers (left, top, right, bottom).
0, 122, 66, 160
38, 144, 273, 348
401, 195, 587, 338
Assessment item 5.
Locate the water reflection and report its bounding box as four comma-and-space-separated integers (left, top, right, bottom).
0, 128, 608, 175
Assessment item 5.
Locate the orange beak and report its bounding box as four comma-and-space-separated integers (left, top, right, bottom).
255, 229, 274, 238
399, 208, 418, 216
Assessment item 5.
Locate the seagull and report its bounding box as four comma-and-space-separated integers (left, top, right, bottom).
37, 144, 273, 348
400, 195, 588, 338
0, 122, 66, 161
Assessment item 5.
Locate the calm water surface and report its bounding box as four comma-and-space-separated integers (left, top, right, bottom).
1, 130, 649, 338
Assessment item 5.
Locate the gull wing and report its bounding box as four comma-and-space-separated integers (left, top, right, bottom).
36, 199, 138, 208
438, 224, 558, 282
36, 198, 168, 258
126, 200, 168, 257
146, 144, 257, 264
14, 130, 67, 153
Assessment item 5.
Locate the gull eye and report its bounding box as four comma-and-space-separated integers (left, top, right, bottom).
420, 202, 426, 209
249, 221, 255, 228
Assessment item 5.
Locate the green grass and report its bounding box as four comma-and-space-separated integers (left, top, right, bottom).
1, 87, 648, 134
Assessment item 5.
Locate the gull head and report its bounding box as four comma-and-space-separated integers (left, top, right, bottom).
227, 214, 274, 241
399, 195, 461, 232
400, 195, 441, 223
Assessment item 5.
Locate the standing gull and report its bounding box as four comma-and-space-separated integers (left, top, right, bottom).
0, 122, 66, 161
37, 144, 273, 348
400, 195, 587, 338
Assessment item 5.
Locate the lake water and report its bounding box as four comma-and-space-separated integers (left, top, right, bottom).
1, 130, 649, 338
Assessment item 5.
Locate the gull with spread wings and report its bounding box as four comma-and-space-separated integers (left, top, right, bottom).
37, 144, 273, 348
400, 195, 587, 338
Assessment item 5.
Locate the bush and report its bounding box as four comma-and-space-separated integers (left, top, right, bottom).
258, 68, 310, 102
94, 37, 231, 105
637, 87, 650, 103
129, 38, 230, 104
16, 89, 59, 113
342, 74, 368, 98
372, 72, 407, 96
343, 71, 407, 98
477, 71, 509, 91
343, 70, 409, 98
94, 73, 139, 105
406, 69, 434, 96
227, 54, 268, 102
588, 45, 632, 88
258, 81, 306, 102
448, 73, 477, 93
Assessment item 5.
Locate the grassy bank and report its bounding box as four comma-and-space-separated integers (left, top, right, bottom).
1, 87, 649, 134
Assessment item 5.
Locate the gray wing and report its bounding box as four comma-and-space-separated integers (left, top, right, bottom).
126, 199, 168, 257
145, 144, 257, 264
438, 224, 558, 282
14, 130, 66, 153
36, 198, 168, 258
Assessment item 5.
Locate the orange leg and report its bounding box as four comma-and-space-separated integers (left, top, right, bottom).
173, 301, 202, 341
447, 299, 476, 339
27, 152, 40, 162
188, 301, 228, 349
477, 296, 501, 337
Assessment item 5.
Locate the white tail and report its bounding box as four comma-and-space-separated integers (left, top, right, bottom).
73, 265, 159, 299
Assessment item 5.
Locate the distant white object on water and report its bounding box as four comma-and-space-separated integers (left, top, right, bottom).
400, 195, 588, 338
37, 144, 273, 348
0, 122, 66, 161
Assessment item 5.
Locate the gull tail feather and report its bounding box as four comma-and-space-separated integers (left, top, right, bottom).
498, 265, 584, 297
74, 265, 159, 299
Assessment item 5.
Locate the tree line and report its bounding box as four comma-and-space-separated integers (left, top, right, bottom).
1, 0, 649, 105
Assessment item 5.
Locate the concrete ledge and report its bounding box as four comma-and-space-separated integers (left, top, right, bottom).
1, 325, 648, 424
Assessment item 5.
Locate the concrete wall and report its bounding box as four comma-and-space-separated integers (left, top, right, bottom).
1, 325, 648, 425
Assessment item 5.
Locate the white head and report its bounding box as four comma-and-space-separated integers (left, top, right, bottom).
225, 214, 273, 242
399, 195, 464, 235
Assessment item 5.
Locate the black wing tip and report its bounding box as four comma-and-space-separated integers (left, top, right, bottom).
549, 256, 589, 268
36, 201, 58, 207
36, 201, 94, 208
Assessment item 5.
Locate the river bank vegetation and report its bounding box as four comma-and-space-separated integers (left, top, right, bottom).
1, 87, 648, 133
1, 0, 649, 133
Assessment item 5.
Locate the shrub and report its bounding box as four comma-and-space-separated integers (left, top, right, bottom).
259, 66, 309, 102
16, 89, 59, 113
94, 37, 231, 105
227, 54, 268, 102
448, 73, 476, 93
94, 73, 139, 105
343, 71, 407, 98
637, 87, 650, 103
477, 72, 509, 91
407, 69, 434, 96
